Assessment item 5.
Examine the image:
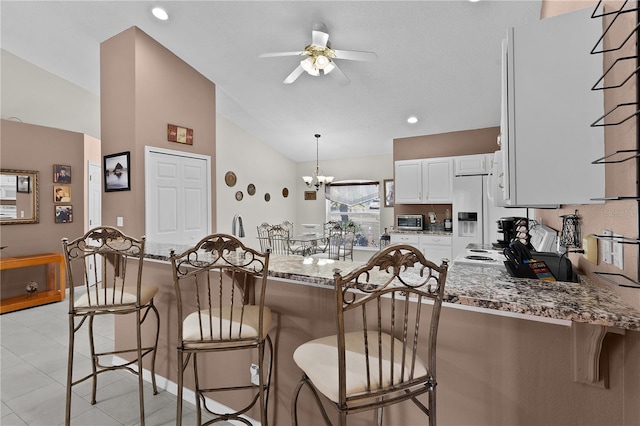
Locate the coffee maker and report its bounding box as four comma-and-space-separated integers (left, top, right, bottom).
493, 217, 530, 249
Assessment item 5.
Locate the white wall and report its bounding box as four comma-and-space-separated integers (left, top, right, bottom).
215, 115, 298, 250
1, 49, 100, 139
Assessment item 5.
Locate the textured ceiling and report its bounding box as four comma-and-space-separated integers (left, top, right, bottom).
1, 0, 542, 162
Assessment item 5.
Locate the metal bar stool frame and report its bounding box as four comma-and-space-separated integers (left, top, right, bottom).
62, 226, 159, 426
170, 234, 273, 426
291, 244, 448, 426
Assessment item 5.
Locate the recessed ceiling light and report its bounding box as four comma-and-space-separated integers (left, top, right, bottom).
152, 7, 169, 21
407, 116, 418, 124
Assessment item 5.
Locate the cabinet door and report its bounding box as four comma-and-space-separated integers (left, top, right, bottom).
394, 160, 422, 204
422, 158, 452, 203
420, 235, 452, 263
454, 154, 489, 176
504, 8, 604, 206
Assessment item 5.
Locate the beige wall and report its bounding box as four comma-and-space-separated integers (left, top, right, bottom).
100, 27, 217, 237
0, 120, 85, 256
0, 120, 86, 296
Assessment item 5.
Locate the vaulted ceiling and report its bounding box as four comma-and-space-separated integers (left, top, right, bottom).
1, 1, 542, 162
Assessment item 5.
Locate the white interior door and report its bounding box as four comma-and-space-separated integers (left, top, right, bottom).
145, 147, 211, 244
86, 161, 102, 286
88, 161, 102, 229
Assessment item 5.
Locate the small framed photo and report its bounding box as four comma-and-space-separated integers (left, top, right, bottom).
16, 175, 31, 193
304, 191, 317, 201
55, 205, 73, 223
384, 179, 394, 207
104, 151, 131, 192
54, 185, 71, 203
53, 165, 72, 183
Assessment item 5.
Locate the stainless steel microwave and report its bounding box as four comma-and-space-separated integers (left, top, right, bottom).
396, 215, 424, 231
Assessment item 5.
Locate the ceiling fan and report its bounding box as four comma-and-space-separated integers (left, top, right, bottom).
259, 22, 377, 85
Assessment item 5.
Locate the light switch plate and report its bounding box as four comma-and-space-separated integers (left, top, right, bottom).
601, 230, 612, 264
613, 233, 623, 270
116, 216, 124, 227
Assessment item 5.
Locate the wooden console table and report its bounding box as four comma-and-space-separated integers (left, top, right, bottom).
0, 253, 66, 314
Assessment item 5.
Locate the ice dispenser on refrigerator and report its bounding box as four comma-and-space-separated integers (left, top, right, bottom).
458, 212, 478, 238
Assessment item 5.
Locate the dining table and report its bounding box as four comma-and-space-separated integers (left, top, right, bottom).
288, 233, 327, 256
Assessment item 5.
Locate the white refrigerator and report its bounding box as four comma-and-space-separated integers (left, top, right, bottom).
452, 174, 528, 259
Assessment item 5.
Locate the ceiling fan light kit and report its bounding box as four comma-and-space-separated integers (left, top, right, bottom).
259, 21, 377, 85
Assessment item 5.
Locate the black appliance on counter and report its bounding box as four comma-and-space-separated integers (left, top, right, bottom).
493, 217, 529, 249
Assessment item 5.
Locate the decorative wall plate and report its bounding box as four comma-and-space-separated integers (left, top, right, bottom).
235, 191, 243, 201
282, 187, 289, 198
225, 171, 237, 187
247, 183, 256, 195
264, 193, 271, 202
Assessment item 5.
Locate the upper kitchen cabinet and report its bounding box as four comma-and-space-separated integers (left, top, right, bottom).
454, 154, 492, 176
500, 7, 604, 206
394, 158, 453, 204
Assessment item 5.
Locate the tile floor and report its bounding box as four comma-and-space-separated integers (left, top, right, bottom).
1, 298, 232, 425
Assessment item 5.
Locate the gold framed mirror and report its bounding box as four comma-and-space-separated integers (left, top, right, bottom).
0, 169, 39, 225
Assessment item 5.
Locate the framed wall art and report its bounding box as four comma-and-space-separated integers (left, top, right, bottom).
53, 165, 71, 183
54, 185, 71, 203
55, 205, 73, 223
384, 179, 394, 207
104, 151, 131, 192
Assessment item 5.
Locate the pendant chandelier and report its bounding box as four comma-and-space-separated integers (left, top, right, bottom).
302, 134, 334, 191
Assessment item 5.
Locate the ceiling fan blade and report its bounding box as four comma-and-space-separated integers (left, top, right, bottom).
259, 51, 305, 58
329, 62, 350, 86
332, 49, 378, 62
284, 65, 305, 84
311, 22, 329, 47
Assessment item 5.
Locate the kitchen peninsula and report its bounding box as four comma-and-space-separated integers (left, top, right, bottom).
118, 243, 640, 426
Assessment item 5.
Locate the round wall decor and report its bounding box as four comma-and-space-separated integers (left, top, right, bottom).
282, 187, 289, 198
235, 191, 243, 201
225, 171, 237, 187
264, 193, 271, 202
247, 183, 256, 196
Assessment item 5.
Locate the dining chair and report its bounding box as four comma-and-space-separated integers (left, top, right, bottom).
62, 226, 159, 426
256, 222, 271, 252
282, 220, 304, 255
170, 234, 272, 425
338, 221, 357, 261
291, 244, 449, 426
267, 224, 295, 255
316, 221, 340, 254
312, 221, 343, 260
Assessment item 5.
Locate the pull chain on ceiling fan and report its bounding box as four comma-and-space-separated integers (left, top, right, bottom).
259, 21, 377, 85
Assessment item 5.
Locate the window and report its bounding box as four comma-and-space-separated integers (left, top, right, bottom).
325, 181, 381, 248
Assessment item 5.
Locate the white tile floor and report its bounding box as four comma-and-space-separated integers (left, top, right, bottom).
0, 298, 231, 426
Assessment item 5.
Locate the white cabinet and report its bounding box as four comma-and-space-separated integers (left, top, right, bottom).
501, 8, 604, 206
390, 234, 452, 264
454, 154, 491, 176
394, 160, 423, 204
394, 157, 453, 204
419, 235, 452, 264
422, 158, 453, 203
390, 233, 420, 246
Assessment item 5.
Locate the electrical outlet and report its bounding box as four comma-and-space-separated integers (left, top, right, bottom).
250, 364, 260, 386
601, 229, 612, 264
613, 233, 624, 270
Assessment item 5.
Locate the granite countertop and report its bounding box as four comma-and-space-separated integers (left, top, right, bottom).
389, 230, 453, 236
144, 241, 640, 331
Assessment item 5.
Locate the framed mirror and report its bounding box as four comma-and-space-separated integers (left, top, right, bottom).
0, 169, 39, 225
